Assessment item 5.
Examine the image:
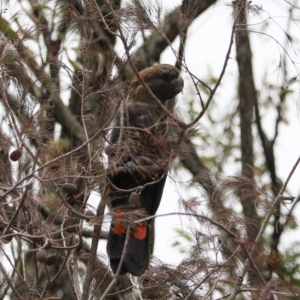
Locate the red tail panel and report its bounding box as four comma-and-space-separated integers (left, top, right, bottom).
114, 210, 126, 235
133, 224, 147, 240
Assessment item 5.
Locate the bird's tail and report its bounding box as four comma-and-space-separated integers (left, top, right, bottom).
107, 221, 150, 276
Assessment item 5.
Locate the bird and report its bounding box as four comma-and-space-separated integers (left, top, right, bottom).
105, 64, 184, 276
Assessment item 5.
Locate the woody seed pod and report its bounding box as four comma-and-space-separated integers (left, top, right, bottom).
129, 192, 140, 208
10, 149, 22, 161
62, 183, 78, 195
46, 254, 58, 266
36, 250, 47, 263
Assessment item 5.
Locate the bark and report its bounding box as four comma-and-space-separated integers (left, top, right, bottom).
235, 2, 260, 239
235, 1, 270, 297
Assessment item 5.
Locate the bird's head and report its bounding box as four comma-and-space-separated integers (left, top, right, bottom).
129, 64, 184, 105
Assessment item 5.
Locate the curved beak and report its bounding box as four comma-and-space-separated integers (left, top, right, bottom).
171, 75, 184, 94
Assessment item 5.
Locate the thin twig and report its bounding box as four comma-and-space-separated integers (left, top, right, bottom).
1, 249, 26, 285
39, 248, 73, 299
3, 188, 28, 235
1, 88, 41, 166
135, 212, 237, 239
81, 193, 107, 300
2, 106, 117, 199
101, 0, 186, 128
184, 246, 240, 300
228, 155, 300, 300
185, 21, 236, 128
0, 262, 23, 300
99, 226, 131, 300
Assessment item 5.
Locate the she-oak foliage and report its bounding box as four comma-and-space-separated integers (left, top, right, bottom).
0, 0, 300, 299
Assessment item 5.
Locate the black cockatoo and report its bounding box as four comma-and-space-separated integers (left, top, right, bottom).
105, 64, 184, 276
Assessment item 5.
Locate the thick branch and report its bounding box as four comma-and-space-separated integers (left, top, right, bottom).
124, 0, 218, 77
235, 3, 260, 238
